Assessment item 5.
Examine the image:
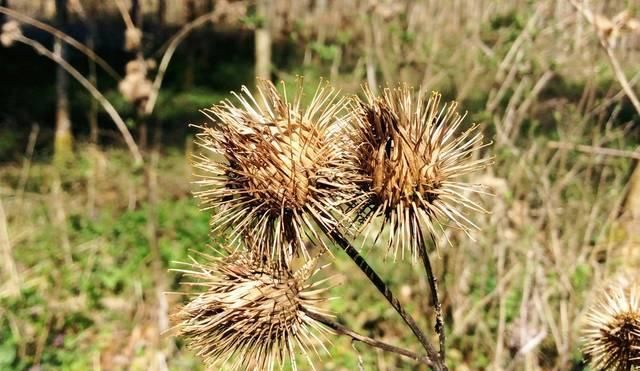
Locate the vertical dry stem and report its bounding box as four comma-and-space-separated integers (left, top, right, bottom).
51, 176, 73, 265
421, 232, 446, 363
0, 199, 19, 297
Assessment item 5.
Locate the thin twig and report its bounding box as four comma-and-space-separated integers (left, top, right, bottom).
420, 231, 445, 362
588, 71, 640, 117
144, 10, 222, 115
147, 130, 171, 362
602, 46, 640, 114
50, 176, 73, 265
568, 0, 640, 114
320, 224, 445, 371
15, 35, 143, 165
17, 124, 39, 204
547, 141, 640, 160
304, 309, 433, 366
0, 6, 121, 80
113, 0, 136, 30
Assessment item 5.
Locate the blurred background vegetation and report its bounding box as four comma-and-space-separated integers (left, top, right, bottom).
0, 0, 639, 370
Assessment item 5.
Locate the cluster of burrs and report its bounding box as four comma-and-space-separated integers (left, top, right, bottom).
174, 78, 491, 370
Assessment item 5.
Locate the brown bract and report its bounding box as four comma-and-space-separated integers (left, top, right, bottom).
174, 249, 332, 371
583, 281, 640, 370
193, 79, 357, 266
348, 85, 491, 259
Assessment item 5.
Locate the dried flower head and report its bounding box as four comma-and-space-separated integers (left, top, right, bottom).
174, 249, 332, 370
118, 59, 153, 111
1, 20, 22, 48
583, 281, 640, 370
214, 0, 248, 25
193, 79, 356, 265
594, 10, 640, 48
348, 85, 491, 259
124, 26, 142, 51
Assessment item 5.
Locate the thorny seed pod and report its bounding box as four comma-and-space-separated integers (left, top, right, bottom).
583, 280, 640, 370
118, 59, 153, 111
0, 20, 22, 48
174, 249, 332, 371
347, 85, 491, 259
124, 27, 142, 51
193, 79, 357, 266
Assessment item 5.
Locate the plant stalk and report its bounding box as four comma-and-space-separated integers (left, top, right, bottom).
320, 224, 445, 371
304, 309, 433, 367
0, 6, 121, 80
420, 231, 446, 363
14, 35, 143, 165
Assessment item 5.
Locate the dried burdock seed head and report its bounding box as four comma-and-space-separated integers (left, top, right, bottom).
348, 85, 491, 259
583, 281, 640, 370
174, 249, 332, 371
124, 26, 142, 51
118, 59, 153, 112
1, 20, 22, 48
193, 78, 357, 265
214, 0, 248, 25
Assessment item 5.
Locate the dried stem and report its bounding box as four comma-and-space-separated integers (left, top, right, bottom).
17, 124, 39, 203
320, 224, 445, 371
0, 6, 121, 80
420, 231, 446, 362
304, 309, 433, 367
14, 35, 143, 165
113, 0, 136, 30
144, 10, 225, 115
568, 0, 640, 114
0, 199, 19, 297
602, 47, 640, 114
547, 141, 640, 160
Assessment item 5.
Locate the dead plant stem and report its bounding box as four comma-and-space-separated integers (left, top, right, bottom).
0, 199, 19, 297
15, 35, 143, 165
0, 6, 120, 80
304, 309, 433, 367
320, 224, 445, 371
421, 231, 446, 363
145, 10, 225, 115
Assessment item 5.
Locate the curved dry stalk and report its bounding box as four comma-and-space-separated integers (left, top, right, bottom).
319, 223, 445, 371
304, 309, 434, 367
15, 35, 143, 165
144, 10, 221, 115
0, 6, 121, 80
113, 0, 136, 30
